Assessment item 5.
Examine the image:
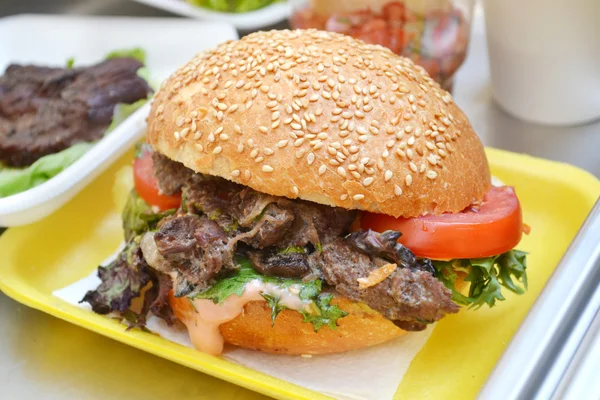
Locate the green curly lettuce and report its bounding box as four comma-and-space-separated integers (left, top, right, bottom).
433, 250, 528, 309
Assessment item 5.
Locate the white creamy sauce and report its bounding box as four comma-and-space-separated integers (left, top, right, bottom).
182, 280, 307, 356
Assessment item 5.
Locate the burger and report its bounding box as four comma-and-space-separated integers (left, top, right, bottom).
83, 30, 528, 356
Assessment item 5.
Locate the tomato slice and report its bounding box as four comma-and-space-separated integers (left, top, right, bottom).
133, 149, 181, 211
361, 186, 524, 260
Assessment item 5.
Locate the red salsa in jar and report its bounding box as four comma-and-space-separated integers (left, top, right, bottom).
290, 0, 472, 91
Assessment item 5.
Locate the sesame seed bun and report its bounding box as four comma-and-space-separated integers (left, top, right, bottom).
147, 29, 490, 218
219, 296, 405, 355
168, 292, 405, 355
170, 276, 468, 355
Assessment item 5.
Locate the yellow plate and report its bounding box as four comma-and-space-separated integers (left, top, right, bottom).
1, 148, 599, 400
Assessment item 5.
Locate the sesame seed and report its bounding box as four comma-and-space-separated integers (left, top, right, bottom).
405, 174, 413, 186
262, 165, 274, 173
259, 126, 269, 134
263, 148, 274, 155
353, 194, 365, 201
384, 170, 393, 181
231, 169, 240, 177
176, 117, 185, 127
291, 186, 299, 196
394, 185, 403, 196
212, 146, 223, 155
173, 131, 180, 140
337, 167, 346, 177
296, 149, 307, 158
426, 170, 438, 179
318, 165, 327, 175
294, 138, 304, 147
237, 144, 244, 153
307, 152, 315, 164
363, 177, 374, 186
219, 133, 229, 141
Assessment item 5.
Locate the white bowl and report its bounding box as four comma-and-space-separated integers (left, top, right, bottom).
0, 14, 238, 226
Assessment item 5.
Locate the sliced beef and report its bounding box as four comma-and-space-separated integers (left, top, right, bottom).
310, 238, 459, 330
181, 173, 356, 249
241, 204, 294, 248
345, 229, 435, 274
184, 174, 242, 217
279, 202, 356, 248
151, 153, 193, 195
136, 161, 458, 328
0, 58, 151, 167
234, 187, 277, 226
153, 214, 234, 290
61, 58, 150, 124
248, 249, 310, 278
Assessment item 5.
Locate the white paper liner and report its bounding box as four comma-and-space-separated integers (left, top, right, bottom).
53, 249, 433, 400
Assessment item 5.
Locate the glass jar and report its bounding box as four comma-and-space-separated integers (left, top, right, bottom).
289, 0, 475, 92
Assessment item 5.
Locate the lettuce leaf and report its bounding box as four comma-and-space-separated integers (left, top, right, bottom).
104, 47, 146, 63
192, 257, 348, 331
433, 250, 528, 309
81, 245, 151, 315
122, 190, 175, 242
187, 0, 278, 12
0, 143, 93, 197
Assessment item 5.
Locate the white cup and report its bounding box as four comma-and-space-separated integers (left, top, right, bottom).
483, 0, 600, 126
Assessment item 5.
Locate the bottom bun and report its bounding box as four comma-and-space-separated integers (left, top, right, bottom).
170, 276, 467, 356
219, 296, 406, 355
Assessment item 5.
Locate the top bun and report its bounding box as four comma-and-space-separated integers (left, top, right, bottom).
147, 29, 490, 218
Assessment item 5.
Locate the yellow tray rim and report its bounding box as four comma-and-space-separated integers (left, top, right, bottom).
1, 147, 599, 400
